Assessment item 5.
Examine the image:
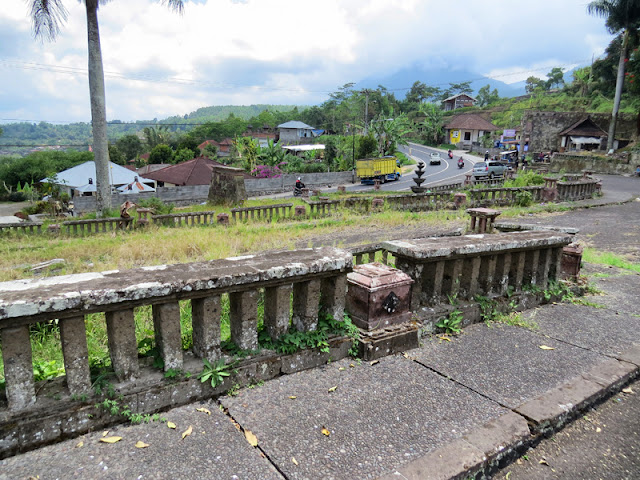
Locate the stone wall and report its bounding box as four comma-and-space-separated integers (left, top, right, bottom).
550, 153, 637, 175
525, 111, 638, 153
72, 172, 355, 214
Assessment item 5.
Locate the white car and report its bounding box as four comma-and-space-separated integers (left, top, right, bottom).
429, 153, 442, 165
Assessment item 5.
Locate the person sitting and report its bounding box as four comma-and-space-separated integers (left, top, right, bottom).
294, 177, 305, 196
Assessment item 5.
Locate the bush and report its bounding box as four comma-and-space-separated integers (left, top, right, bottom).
515, 190, 533, 207
7, 192, 27, 202
504, 171, 545, 187
137, 197, 174, 215
299, 163, 326, 174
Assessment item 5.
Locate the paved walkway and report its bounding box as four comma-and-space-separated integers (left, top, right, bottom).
1, 178, 639, 480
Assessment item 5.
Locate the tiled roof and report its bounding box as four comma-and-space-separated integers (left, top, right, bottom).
277, 121, 315, 130
558, 116, 607, 137
444, 114, 498, 131
142, 157, 230, 186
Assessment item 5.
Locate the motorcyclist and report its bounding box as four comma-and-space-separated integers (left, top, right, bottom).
294, 177, 305, 196
457, 157, 464, 168
448, 149, 453, 159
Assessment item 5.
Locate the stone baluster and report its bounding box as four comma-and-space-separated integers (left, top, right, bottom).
264, 285, 293, 340
105, 309, 140, 380
493, 252, 512, 295
152, 302, 183, 371
478, 255, 497, 294
192, 296, 222, 362
422, 260, 445, 306
229, 290, 258, 350
1, 326, 36, 410
355, 253, 364, 265
292, 279, 321, 332
59, 316, 91, 395
523, 249, 541, 286
536, 248, 553, 290
442, 259, 463, 298
460, 257, 481, 299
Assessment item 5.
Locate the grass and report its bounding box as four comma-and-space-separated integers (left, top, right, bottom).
582, 248, 640, 274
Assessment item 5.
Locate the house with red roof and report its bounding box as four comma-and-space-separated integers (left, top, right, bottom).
444, 113, 498, 147
141, 157, 251, 187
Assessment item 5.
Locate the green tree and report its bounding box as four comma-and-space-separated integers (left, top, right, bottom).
234, 136, 259, 171
173, 147, 194, 164
257, 139, 285, 166
356, 135, 378, 159
476, 84, 500, 107
588, 0, 640, 150
148, 144, 174, 164
143, 125, 173, 149
417, 103, 444, 145
525, 76, 547, 93
369, 113, 412, 156
202, 143, 218, 159
546, 67, 565, 89
571, 66, 592, 97
115, 134, 143, 161
107, 144, 125, 165
27, 0, 184, 215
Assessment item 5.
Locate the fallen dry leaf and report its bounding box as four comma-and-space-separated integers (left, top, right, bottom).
289, 396, 297, 399
321, 427, 330, 436
328, 386, 337, 393
167, 421, 177, 429
438, 335, 452, 342
196, 407, 211, 415
539, 345, 555, 350
100, 436, 122, 444
182, 426, 193, 439
402, 352, 410, 358
245, 429, 258, 447
292, 457, 299, 466
349, 363, 355, 368
596, 427, 602, 433
102, 431, 109, 437
539, 459, 549, 466
338, 367, 345, 371
135, 441, 150, 449
370, 360, 379, 366
622, 387, 634, 394
75, 441, 84, 448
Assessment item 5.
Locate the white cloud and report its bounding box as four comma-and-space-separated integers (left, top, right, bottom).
0, 0, 614, 123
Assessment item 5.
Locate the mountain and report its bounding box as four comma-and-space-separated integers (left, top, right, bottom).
357, 63, 525, 98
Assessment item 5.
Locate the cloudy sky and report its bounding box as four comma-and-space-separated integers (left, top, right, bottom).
0, 0, 612, 124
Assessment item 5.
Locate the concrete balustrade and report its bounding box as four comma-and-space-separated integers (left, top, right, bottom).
556, 179, 599, 201
386, 192, 452, 211
382, 231, 572, 310
230, 203, 292, 222
62, 217, 135, 235
0, 247, 352, 413
304, 199, 339, 216
151, 210, 216, 226
428, 182, 463, 192
468, 186, 544, 207
0, 222, 42, 234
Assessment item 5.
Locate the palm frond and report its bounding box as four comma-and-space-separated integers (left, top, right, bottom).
161, 0, 184, 14
29, 0, 69, 41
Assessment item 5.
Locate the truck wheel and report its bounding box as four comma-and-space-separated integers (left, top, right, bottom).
489, 173, 495, 179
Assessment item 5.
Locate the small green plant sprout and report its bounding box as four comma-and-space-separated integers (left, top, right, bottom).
435, 310, 463, 335
198, 359, 231, 388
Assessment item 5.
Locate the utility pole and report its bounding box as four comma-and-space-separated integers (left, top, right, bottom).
362, 89, 371, 135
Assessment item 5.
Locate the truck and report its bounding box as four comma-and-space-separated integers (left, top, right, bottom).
356, 156, 401, 185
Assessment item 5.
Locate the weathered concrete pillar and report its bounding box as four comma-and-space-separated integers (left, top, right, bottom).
192, 295, 222, 362
338, 185, 346, 193
549, 246, 564, 282
217, 213, 229, 225
354, 253, 364, 265
442, 259, 463, 298
106, 309, 140, 381
494, 252, 512, 295
292, 279, 321, 331
422, 260, 445, 305
264, 284, 293, 340
230, 290, 258, 350
561, 243, 583, 280
460, 257, 481, 299
60, 316, 91, 395
536, 248, 553, 289
478, 255, 497, 294
372, 198, 384, 211
509, 251, 526, 291
454, 193, 467, 209
320, 273, 347, 322
152, 302, 183, 371
523, 250, 540, 286
1, 326, 36, 410
294, 205, 306, 217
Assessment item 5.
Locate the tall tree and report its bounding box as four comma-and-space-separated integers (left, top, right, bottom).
545, 67, 565, 89
588, 0, 640, 150
28, 0, 184, 215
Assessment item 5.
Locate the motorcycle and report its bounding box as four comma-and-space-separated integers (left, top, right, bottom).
448, 150, 453, 159
457, 158, 464, 169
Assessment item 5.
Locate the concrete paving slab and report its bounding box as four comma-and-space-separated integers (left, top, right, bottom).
221, 355, 509, 480
521, 303, 640, 358
0, 401, 283, 480
413, 323, 609, 409
587, 271, 640, 317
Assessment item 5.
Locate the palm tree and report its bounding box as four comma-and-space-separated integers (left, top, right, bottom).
28, 0, 183, 215
587, 0, 640, 151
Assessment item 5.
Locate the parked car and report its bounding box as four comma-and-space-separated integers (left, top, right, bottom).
429, 152, 442, 165
472, 160, 508, 179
